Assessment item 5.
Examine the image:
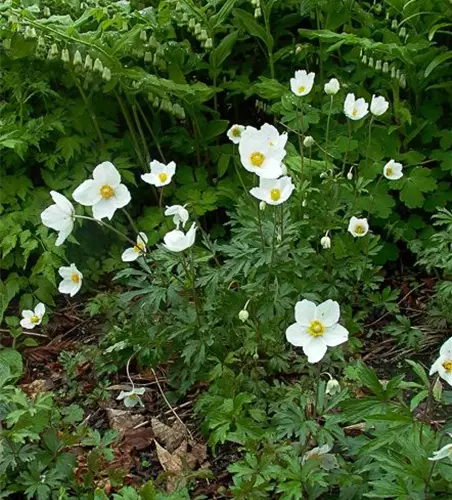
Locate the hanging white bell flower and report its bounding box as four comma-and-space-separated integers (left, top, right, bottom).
117, 387, 146, 408
324, 78, 340, 95
43, 6, 51, 16
348, 216, 369, 237
428, 440, 452, 462
205, 38, 213, 49
375, 60, 382, 71
140, 30, 147, 41
347, 168, 353, 180
254, 7, 261, 18
72, 162, 131, 220
102, 67, 111, 82
164, 205, 189, 229
286, 299, 349, 363
303, 136, 315, 148
84, 54, 93, 70
383, 159, 403, 180
41, 191, 75, 246
290, 70, 315, 97
344, 93, 369, 120
20, 303, 45, 329
121, 233, 148, 262
141, 160, 176, 187
227, 124, 245, 144
250, 176, 294, 206
61, 48, 70, 63
429, 337, 452, 387
320, 232, 331, 249
58, 264, 83, 297
238, 309, 249, 322
73, 50, 82, 66
163, 223, 197, 252
259, 201, 266, 211
370, 95, 389, 116
325, 378, 341, 395
93, 58, 103, 73
382, 62, 389, 73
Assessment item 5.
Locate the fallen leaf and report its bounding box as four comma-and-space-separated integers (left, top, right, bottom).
106, 408, 145, 433
151, 417, 186, 452
155, 440, 187, 492
119, 427, 154, 456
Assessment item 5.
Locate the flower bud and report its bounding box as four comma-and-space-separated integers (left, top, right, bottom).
189, 18, 195, 29
48, 43, 59, 59
37, 36, 46, 49
238, 309, 249, 322
359, 48, 363, 57
61, 48, 70, 63
368, 57, 374, 68
375, 60, 382, 70
254, 7, 262, 18
302, 199, 307, 207
385, 12, 390, 20
205, 37, 213, 49
200, 29, 208, 41
153, 96, 160, 108
182, 13, 189, 22
324, 78, 340, 95
326, 379, 340, 396
303, 135, 315, 148
102, 67, 111, 81
320, 233, 331, 249
43, 6, 51, 16
144, 51, 152, 62
295, 44, 302, 54
382, 61, 389, 73
347, 169, 353, 180
73, 50, 82, 65
396, 69, 401, 80
362, 54, 367, 64
93, 58, 103, 73
391, 66, 396, 78
399, 73, 406, 88
140, 30, 147, 42
194, 23, 201, 34
399, 27, 406, 38
25, 26, 37, 39
84, 54, 93, 70
320, 172, 327, 179
259, 201, 266, 211
391, 19, 398, 30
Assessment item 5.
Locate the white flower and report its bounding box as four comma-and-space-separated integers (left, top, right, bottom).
141, 160, 176, 188
121, 233, 148, 262
239, 130, 285, 179
383, 159, 403, 180
58, 264, 83, 297
163, 223, 197, 252
281, 164, 288, 175
227, 124, 245, 144
344, 93, 369, 120
20, 303, 45, 329
259, 123, 288, 151
325, 379, 341, 395
302, 444, 331, 464
324, 78, 340, 95
320, 233, 331, 249
238, 310, 249, 322
72, 162, 131, 220
346, 169, 353, 180
286, 299, 349, 363
259, 201, 266, 211
348, 216, 369, 237
117, 387, 146, 408
40, 191, 75, 246
428, 441, 452, 462
303, 136, 315, 148
290, 70, 315, 97
429, 337, 452, 387
250, 176, 294, 205
164, 205, 189, 229
370, 95, 389, 116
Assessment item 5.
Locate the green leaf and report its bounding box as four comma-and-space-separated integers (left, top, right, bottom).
0, 349, 23, 387
210, 31, 238, 71
202, 120, 229, 142
424, 51, 452, 78
399, 169, 437, 209
232, 8, 272, 51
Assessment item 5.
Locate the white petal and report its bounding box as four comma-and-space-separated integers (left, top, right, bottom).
92, 161, 121, 188
50, 191, 73, 214
59, 278, 75, 295
286, 323, 311, 346
167, 161, 176, 177
141, 173, 157, 185
55, 223, 73, 246
316, 300, 340, 327
113, 184, 131, 209
73, 179, 101, 206
116, 391, 129, 400
41, 205, 69, 231
35, 303, 45, 317
249, 187, 267, 202
58, 266, 72, 279
439, 338, 452, 357
20, 318, 35, 329
21, 310, 34, 319
295, 300, 317, 325
429, 357, 442, 375
149, 160, 166, 173
92, 198, 116, 220
137, 232, 148, 244
303, 338, 327, 363
69, 280, 82, 297
122, 247, 140, 262
439, 370, 452, 387
258, 159, 283, 179
323, 324, 349, 347
185, 223, 197, 248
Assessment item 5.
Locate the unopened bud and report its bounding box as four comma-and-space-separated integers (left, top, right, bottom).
73, 50, 82, 65
391, 66, 396, 78
399, 73, 406, 88
194, 23, 201, 34
61, 48, 70, 63
37, 36, 46, 49
391, 19, 398, 30
153, 96, 160, 108
320, 233, 331, 249
362, 54, 367, 64
347, 169, 353, 180
326, 379, 340, 396
84, 54, 93, 70
238, 309, 249, 322
188, 19, 195, 29
359, 48, 363, 57
368, 57, 374, 68
259, 201, 266, 211
254, 7, 262, 18
93, 58, 103, 73
182, 13, 189, 22
399, 27, 406, 38
303, 135, 315, 148
302, 200, 307, 207
375, 60, 382, 70
144, 51, 152, 62
200, 29, 208, 41
382, 61, 389, 73
140, 30, 147, 42
43, 6, 51, 16
102, 67, 111, 81
433, 378, 443, 402
396, 69, 401, 80
205, 38, 213, 49
295, 45, 302, 54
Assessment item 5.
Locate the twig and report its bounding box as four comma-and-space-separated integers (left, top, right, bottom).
48, 317, 91, 345
0, 328, 48, 338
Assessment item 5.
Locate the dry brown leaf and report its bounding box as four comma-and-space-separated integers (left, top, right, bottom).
186, 441, 208, 469
151, 417, 186, 452
119, 427, 154, 456
20, 379, 49, 398
106, 409, 145, 433
155, 440, 187, 492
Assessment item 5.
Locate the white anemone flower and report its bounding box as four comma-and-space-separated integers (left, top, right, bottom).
20, 303, 45, 329
259, 123, 288, 151
40, 191, 75, 246
72, 162, 131, 220
324, 78, 340, 95
302, 444, 331, 464
286, 299, 349, 363
325, 379, 341, 395
250, 176, 294, 205
429, 337, 452, 387
370, 94, 389, 116
141, 160, 176, 187
344, 93, 369, 120
165, 205, 189, 229
348, 216, 369, 237
58, 263, 83, 297
428, 440, 452, 462
383, 159, 403, 180
121, 233, 148, 262
290, 70, 315, 96
320, 232, 331, 249
227, 124, 245, 144
163, 223, 197, 252
117, 387, 146, 408
239, 133, 285, 179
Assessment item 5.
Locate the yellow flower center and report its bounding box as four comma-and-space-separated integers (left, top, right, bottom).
386, 167, 393, 177
250, 152, 265, 167
100, 184, 114, 199
232, 127, 241, 137
30, 314, 40, 324
442, 360, 452, 373
354, 224, 365, 235
128, 393, 138, 400
270, 188, 281, 202
159, 172, 168, 183
71, 273, 80, 284
352, 108, 358, 117
134, 241, 145, 253
308, 320, 325, 337
298, 85, 306, 94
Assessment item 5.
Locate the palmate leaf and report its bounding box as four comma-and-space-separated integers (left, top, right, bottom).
399, 168, 437, 209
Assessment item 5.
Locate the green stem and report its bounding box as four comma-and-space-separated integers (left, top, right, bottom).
261, 0, 275, 79
269, 206, 278, 270
366, 116, 374, 170
181, 252, 202, 326
297, 101, 305, 180
257, 200, 265, 249
159, 188, 164, 209
325, 95, 333, 156
342, 120, 353, 173
131, 103, 150, 164
76, 215, 136, 246
138, 101, 167, 163
313, 362, 322, 418
122, 209, 141, 240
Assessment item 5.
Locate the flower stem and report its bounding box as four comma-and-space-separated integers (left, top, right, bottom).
257, 200, 265, 249
366, 116, 374, 170
76, 215, 136, 246
342, 120, 353, 173
297, 101, 305, 180
313, 362, 322, 418
325, 95, 333, 156
181, 252, 202, 326
137, 101, 167, 163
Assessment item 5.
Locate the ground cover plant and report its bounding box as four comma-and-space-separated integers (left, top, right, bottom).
1, 0, 452, 498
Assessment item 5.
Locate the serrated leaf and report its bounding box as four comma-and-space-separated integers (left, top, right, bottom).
399, 169, 437, 209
